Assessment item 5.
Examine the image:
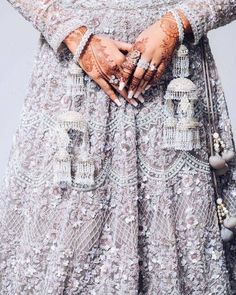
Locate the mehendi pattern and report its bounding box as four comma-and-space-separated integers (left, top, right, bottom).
1, 0, 236, 294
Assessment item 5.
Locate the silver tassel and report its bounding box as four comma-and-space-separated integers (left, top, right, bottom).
163, 99, 177, 149
162, 43, 201, 151
74, 131, 95, 186
67, 62, 85, 98
57, 111, 87, 134
53, 57, 95, 189
53, 148, 71, 189
53, 110, 87, 189
172, 44, 189, 78
175, 93, 201, 150
53, 128, 71, 189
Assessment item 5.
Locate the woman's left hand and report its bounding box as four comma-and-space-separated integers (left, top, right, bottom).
118, 12, 180, 100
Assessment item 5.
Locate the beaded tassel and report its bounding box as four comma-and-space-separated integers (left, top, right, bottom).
74, 130, 95, 186
67, 62, 85, 98
172, 44, 189, 78
53, 30, 95, 189
163, 46, 201, 151
57, 111, 87, 134
163, 99, 177, 148
53, 128, 71, 189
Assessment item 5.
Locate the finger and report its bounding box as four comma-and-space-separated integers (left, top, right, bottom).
128, 57, 151, 99
134, 62, 157, 98
118, 65, 135, 92
150, 62, 166, 86
128, 69, 145, 99
100, 73, 139, 107
118, 50, 141, 91
111, 82, 139, 107
112, 40, 133, 53
100, 62, 139, 107
96, 78, 122, 106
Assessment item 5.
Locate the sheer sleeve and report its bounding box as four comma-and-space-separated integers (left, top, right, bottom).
175, 0, 236, 45
7, 0, 90, 53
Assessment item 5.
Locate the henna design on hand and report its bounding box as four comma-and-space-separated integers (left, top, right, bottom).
80, 35, 118, 82
160, 37, 175, 66
129, 76, 141, 91
160, 13, 179, 39
133, 37, 148, 53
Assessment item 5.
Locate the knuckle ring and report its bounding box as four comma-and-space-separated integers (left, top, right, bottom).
126, 50, 141, 65
127, 50, 141, 60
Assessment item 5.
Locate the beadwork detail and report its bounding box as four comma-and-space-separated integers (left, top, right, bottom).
1, 0, 236, 294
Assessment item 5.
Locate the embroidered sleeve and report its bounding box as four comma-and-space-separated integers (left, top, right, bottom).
7, 0, 91, 53
175, 0, 236, 45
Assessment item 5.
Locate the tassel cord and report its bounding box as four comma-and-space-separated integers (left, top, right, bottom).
201, 39, 221, 200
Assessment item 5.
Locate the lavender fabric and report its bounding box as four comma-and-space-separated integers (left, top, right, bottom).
1, 0, 236, 294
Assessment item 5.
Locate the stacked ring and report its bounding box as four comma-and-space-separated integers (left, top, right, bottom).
137, 59, 150, 70
119, 49, 141, 83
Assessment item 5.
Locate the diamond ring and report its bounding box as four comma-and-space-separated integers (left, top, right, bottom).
137, 59, 150, 70
109, 75, 119, 85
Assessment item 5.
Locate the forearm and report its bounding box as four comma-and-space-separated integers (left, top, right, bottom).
63, 26, 88, 54
178, 9, 193, 37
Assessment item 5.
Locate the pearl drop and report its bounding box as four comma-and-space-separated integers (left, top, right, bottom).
221, 227, 234, 242
223, 216, 236, 229
209, 155, 227, 170
213, 132, 219, 139
222, 150, 235, 162
217, 198, 223, 205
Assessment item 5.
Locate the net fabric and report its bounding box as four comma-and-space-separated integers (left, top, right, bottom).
1, 0, 236, 294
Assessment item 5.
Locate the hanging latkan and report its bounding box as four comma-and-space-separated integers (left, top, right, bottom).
67, 61, 85, 98
200, 38, 236, 242
53, 127, 72, 189
53, 50, 95, 189
162, 10, 201, 151
74, 129, 95, 186
164, 76, 201, 150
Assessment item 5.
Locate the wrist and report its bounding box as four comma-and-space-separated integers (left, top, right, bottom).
177, 9, 193, 36
162, 10, 193, 42
63, 26, 88, 54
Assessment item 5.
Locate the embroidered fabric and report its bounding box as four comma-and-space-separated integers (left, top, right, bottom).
1, 0, 236, 294
177, 0, 236, 45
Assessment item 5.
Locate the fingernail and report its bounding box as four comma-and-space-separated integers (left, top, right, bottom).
134, 90, 141, 99
145, 85, 151, 91
114, 98, 122, 106
128, 91, 134, 99
119, 81, 125, 91
137, 94, 144, 103
130, 99, 138, 107
142, 89, 146, 94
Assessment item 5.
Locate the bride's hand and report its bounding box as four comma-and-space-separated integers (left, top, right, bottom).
118, 10, 192, 100
64, 27, 139, 107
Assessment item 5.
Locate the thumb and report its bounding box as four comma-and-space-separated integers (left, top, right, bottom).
113, 40, 133, 52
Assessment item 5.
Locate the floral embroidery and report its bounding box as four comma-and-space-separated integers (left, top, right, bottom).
1, 0, 236, 294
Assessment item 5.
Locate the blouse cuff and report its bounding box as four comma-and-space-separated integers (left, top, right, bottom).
49, 19, 92, 53
174, 2, 210, 45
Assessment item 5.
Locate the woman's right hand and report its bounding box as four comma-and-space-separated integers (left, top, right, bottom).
64, 27, 139, 107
